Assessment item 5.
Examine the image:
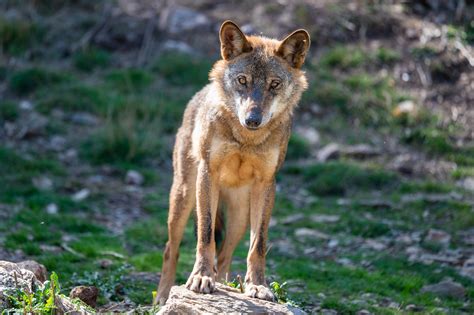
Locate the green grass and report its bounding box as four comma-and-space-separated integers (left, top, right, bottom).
0, 17, 40, 55
9, 67, 71, 95
287, 162, 399, 196
286, 134, 311, 160
153, 52, 213, 86
0, 100, 19, 121
73, 48, 111, 72
104, 69, 153, 92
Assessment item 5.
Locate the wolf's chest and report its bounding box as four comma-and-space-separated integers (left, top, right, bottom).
210, 138, 279, 187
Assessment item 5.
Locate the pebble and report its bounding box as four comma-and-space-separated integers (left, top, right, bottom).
45, 203, 58, 215
421, 280, 466, 299
295, 228, 329, 240
72, 189, 90, 202
32, 176, 53, 191
125, 170, 144, 186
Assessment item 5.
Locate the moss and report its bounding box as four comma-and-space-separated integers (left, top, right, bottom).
320, 46, 366, 69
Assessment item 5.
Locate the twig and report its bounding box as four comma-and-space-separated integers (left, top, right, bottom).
416, 63, 431, 87
61, 243, 86, 259
136, 16, 156, 67
236, 275, 244, 293
71, 3, 112, 52
455, 0, 465, 22
455, 40, 474, 67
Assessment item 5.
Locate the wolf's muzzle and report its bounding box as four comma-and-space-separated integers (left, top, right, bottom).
244, 107, 262, 129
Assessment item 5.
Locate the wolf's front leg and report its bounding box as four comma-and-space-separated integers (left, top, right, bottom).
245, 179, 276, 301
186, 161, 219, 294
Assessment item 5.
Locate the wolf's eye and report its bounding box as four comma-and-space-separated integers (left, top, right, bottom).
237, 76, 247, 85
270, 80, 281, 89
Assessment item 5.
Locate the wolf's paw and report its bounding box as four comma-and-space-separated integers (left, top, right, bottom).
245, 284, 275, 301
186, 272, 215, 294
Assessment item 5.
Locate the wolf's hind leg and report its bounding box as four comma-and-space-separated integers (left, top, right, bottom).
216, 186, 250, 282
155, 171, 196, 305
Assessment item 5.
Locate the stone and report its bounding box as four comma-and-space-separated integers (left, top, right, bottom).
72, 189, 90, 202
281, 213, 305, 224
460, 256, 474, 280
160, 6, 211, 34
46, 203, 58, 215
16, 260, 48, 283
364, 239, 387, 251
457, 177, 474, 191
421, 280, 466, 299
310, 214, 340, 223
317, 143, 340, 162
424, 229, 451, 246
295, 228, 329, 240
32, 176, 53, 191
125, 170, 144, 186
294, 126, 320, 146
69, 112, 99, 126
70, 286, 99, 308
158, 284, 305, 314
162, 40, 194, 55
340, 144, 381, 159
357, 310, 372, 315
1, 260, 39, 310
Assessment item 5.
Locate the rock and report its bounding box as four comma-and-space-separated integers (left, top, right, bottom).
0, 261, 38, 310
405, 304, 423, 312
69, 112, 99, 126
160, 6, 211, 35
321, 309, 337, 315
420, 280, 466, 299
317, 143, 340, 162
357, 310, 372, 315
11, 112, 48, 139
327, 239, 339, 248
46, 203, 58, 215
125, 170, 144, 186
340, 144, 381, 159
424, 229, 451, 246
460, 256, 474, 280
19, 100, 33, 110
272, 239, 297, 257
295, 228, 329, 240
48, 135, 67, 152
70, 286, 99, 308
72, 189, 90, 202
158, 284, 305, 314
457, 177, 474, 191
294, 126, 320, 146
16, 260, 48, 283
364, 239, 387, 251
162, 40, 194, 55
0, 260, 92, 313
310, 214, 340, 223
32, 176, 53, 191
281, 213, 305, 224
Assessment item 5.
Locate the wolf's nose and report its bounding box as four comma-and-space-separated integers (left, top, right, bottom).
245, 112, 262, 129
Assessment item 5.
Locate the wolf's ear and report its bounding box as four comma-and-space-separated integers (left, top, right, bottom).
277, 29, 310, 68
219, 20, 252, 60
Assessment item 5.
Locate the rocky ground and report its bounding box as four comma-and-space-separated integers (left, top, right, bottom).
0, 0, 473, 314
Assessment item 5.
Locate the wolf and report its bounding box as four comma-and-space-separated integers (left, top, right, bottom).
155, 20, 310, 304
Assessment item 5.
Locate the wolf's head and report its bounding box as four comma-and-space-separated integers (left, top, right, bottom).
210, 21, 310, 130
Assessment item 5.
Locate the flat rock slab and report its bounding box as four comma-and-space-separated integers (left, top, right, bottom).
158, 284, 304, 314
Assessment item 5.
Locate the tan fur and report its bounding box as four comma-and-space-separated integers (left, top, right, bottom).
155, 21, 310, 305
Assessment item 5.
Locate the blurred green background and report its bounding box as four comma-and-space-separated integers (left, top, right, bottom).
0, 0, 473, 313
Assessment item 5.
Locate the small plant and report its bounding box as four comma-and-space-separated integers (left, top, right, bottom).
9, 68, 70, 95
269, 281, 299, 306
3, 272, 60, 314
